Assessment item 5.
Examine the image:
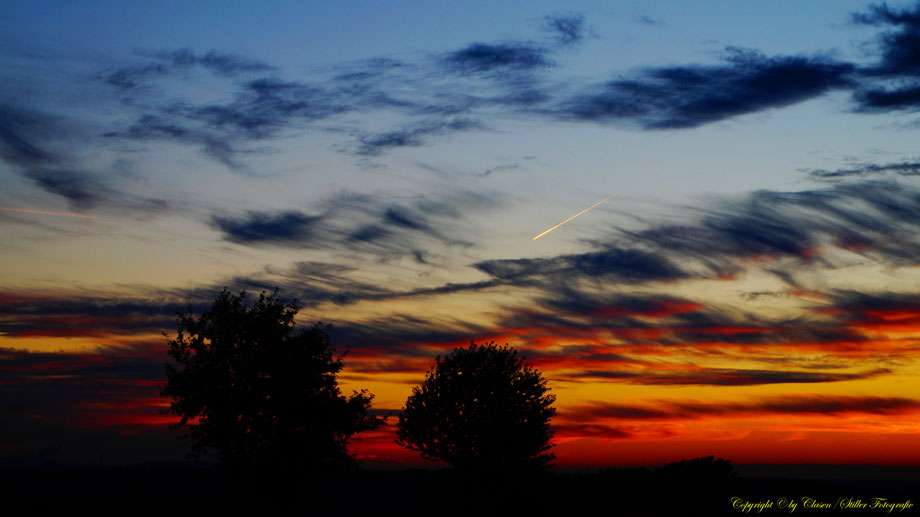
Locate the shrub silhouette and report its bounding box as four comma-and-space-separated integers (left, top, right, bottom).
656, 455, 735, 481
396, 341, 556, 474
161, 288, 381, 476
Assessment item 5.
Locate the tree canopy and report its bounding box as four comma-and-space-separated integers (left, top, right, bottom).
161, 289, 381, 476
396, 341, 556, 474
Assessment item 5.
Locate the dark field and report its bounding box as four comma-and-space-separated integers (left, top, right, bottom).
2, 461, 917, 516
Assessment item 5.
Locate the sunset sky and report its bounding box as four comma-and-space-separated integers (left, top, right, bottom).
3, 1, 920, 468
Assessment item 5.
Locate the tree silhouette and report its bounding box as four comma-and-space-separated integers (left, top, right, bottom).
396, 341, 556, 474
161, 289, 381, 476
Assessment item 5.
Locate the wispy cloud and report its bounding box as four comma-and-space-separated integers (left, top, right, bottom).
0, 296, 186, 338
211, 211, 323, 246
102, 48, 274, 90
353, 118, 483, 157
572, 395, 920, 421
209, 189, 497, 262
570, 368, 889, 386
474, 247, 690, 285
76, 7, 920, 173
851, 2, 920, 77
553, 48, 854, 129
442, 43, 552, 74
0, 104, 58, 167
0, 102, 168, 214
542, 13, 589, 46
480, 163, 524, 177
635, 15, 664, 27
0, 206, 100, 219
851, 2, 920, 111
805, 160, 920, 180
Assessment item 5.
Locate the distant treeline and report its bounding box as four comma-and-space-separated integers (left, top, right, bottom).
4, 456, 917, 516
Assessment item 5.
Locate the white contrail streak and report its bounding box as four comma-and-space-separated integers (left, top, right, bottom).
532, 192, 617, 241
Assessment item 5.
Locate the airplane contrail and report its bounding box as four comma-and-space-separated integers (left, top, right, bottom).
0, 206, 99, 219
532, 192, 617, 241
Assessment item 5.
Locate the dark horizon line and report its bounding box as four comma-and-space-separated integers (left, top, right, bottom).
6, 457, 920, 473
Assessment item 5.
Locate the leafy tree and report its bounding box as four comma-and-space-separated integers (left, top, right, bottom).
161, 289, 381, 476
396, 341, 556, 474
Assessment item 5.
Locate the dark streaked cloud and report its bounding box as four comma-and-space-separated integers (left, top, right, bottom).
0, 346, 164, 385
827, 289, 920, 313
442, 43, 551, 74
526, 292, 702, 323
201, 181, 920, 321
635, 15, 664, 27
209, 190, 495, 261
542, 13, 587, 46
187, 262, 396, 309
664, 324, 868, 349
332, 314, 485, 355
524, 344, 638, 369
0, 296, 187, 338
104, 74, 381, 169
626, 210, 817, 264
211, 210, 323, 245
494, 293, 875, 352
103, 76, 354, 169
820, 290, 920, 334
480, 163, 524, 177
18, 166, 168, 213
163, 49, 275, 76
0, 102, 169, 214
573, 367, 889, 386
0, 104, 57, 167
0, 285, 480, 361
851, 2, 920, 111
474, 248, 689, 284
575, 395, 920, 421
23, 169, 103, 209
852, 2, 920, 27
103, 63, 171, 91
805, 160, 920, 180
103, 48, 274, 90
103, 113, 246, 169
198, 180, 920, 338
353, 118, 483, 157
854, 84, 920, 111
189, 77, 352, 137
383, 206, 430, 231
552, 423, 633, 440
347, 224, 390, 243
383, 279, 506, 300
92, 9, 920, 169
851, 2, 920, 77
0, 264, 398, 340
555, 49, 855, 129
621, 181, 920, 271
754, 395, 920, 415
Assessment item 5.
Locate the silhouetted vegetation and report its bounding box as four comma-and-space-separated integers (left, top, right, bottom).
160, 289, 381, 478
396, 341, 556, 475
656, 454, 736, 480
